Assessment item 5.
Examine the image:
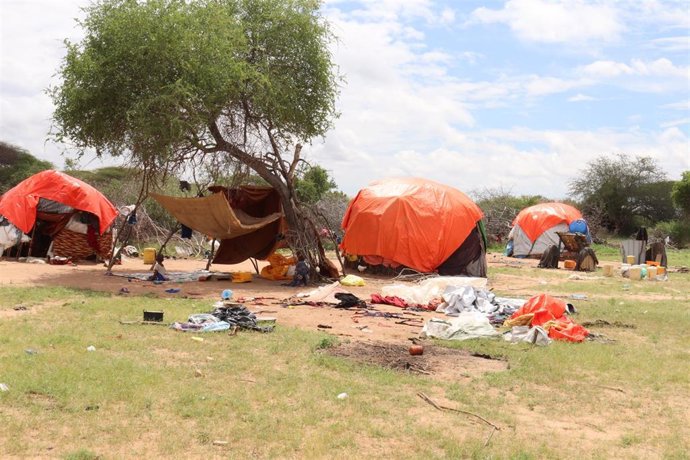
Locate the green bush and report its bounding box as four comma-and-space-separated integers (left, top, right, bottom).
652, 220, 690, 248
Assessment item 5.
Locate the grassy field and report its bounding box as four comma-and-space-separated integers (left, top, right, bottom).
1, 251, 689, 459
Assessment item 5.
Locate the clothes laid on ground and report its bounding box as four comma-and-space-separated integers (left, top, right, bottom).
170, 314, 231, 332
437, 286, 524, 325
506, 293, 588, 342
370, 294, 408, 308
381, 276, 488, 306
111, 270, 220, 282
211, 303, 275, 332
421, 312, 499, 341
333, 292, 366, 309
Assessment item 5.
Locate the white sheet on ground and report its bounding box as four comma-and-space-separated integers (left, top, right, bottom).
381, 276, 487, 305
437, 286, 526, 317
503, 326, 551, 346
421, 311, 499, 341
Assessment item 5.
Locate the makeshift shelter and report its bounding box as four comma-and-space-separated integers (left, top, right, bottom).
509, 202, 584, 257
151, 186, 285, 265
0, 170, 117, 260
340, 177, 487, 277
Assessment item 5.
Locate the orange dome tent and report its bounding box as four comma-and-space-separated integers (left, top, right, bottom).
510, 202, 582, 257
0, 170, 117, 260
341, 177, 487, 276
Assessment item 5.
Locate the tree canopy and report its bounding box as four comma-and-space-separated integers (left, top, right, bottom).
295, 165, 337, 204
672, 171, 690, 217
568, 154, 670, 233
51, 0, 338, 175
52, 0, 341, 273
0, 142, 53, 192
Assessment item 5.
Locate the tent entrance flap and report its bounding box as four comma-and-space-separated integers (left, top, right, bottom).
150, 193, 282, 240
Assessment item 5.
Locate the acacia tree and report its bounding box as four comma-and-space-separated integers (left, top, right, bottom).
51, 0, 340, 273
568, 154, 670, 233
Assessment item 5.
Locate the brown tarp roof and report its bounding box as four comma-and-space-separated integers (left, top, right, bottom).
150, 192, 281, 240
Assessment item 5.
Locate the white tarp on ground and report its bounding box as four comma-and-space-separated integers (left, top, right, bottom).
421, 311, 499, 341
438, 285, 525, 316
503, 326, 551, 346
381, 276, 487, 305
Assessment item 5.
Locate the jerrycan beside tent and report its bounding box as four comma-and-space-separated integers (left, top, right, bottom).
340, 177, 487, 277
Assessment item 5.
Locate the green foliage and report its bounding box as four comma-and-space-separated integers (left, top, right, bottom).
473, 187, 548, 240
295, 165, 337, 204
569, 154, 670, 233
652, 220, 690, 248
672, 171, 690, 217
0, 142, 53, 192
51, 0, 339, 163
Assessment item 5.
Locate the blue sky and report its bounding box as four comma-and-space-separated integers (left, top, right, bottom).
1, 0, 688, 198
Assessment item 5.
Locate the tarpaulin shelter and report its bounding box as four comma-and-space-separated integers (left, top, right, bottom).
0, 170, 117, 259
341, 177, 487, 276
151, 185, 285, 265
509, 202, 583, 257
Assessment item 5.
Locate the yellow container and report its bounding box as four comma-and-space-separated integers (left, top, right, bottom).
657, 266, 665, 276
628, 266, 642, 280
231, 272, 253, 283
626, 255, 635, 265
143, 247, 157, 264
602, 264, 613, 277
647, 266, 657, 280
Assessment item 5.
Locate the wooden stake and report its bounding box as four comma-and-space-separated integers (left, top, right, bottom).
417, 392, 501, 431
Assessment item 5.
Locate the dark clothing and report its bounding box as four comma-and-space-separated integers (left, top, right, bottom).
287, 260, 309, 287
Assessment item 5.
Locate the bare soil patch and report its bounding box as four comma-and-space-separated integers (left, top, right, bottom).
324, 340, 507, 380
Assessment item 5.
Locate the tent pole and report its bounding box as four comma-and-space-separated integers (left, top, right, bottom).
26, 225, 38, 259
205, 238, 216, 271
106, 200, 145, 273
152, 224, 180, 269
249, 258, 260, 274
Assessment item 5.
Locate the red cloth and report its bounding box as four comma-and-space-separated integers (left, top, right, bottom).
370, 294, 408, 308
509, 293, 589, 342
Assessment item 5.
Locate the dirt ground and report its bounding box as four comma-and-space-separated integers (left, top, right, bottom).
0, 254, 536, 377
0, 254, 542, 343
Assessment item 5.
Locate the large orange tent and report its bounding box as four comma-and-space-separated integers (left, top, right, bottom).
341, 177, 486, 276
0, 170, 117, 260
509, 202, 583, 257
0, 170, 117, 234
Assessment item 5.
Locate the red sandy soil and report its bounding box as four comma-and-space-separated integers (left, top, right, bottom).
0, 254, 548, 344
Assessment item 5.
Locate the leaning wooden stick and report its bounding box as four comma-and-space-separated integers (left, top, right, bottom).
417, 392, 501, 431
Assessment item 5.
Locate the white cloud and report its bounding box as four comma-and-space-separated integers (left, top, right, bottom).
660, 118, 690, 129
580, 58, 690, 92
648, 36, 690, 53
661, 100, 690, 111
569, 94, 597, 102
469, 0, 623, 45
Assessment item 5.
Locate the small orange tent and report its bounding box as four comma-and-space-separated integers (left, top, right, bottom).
510, 202, 582, 257
341, 177, 485, 274
0, 170, 117, 234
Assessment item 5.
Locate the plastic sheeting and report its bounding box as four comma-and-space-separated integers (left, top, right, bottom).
0, 170, 117, 234
421, 312, 499, 341
512, 203, 582, 245
507, 293, 588, 342
341, 177, 484, 273
381, 276, 487, 306
151, 192, 282, 240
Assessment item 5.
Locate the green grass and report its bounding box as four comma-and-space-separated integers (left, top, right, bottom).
1, 252, 689, 459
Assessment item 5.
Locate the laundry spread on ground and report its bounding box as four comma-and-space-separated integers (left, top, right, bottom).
111, 270, 231, 283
